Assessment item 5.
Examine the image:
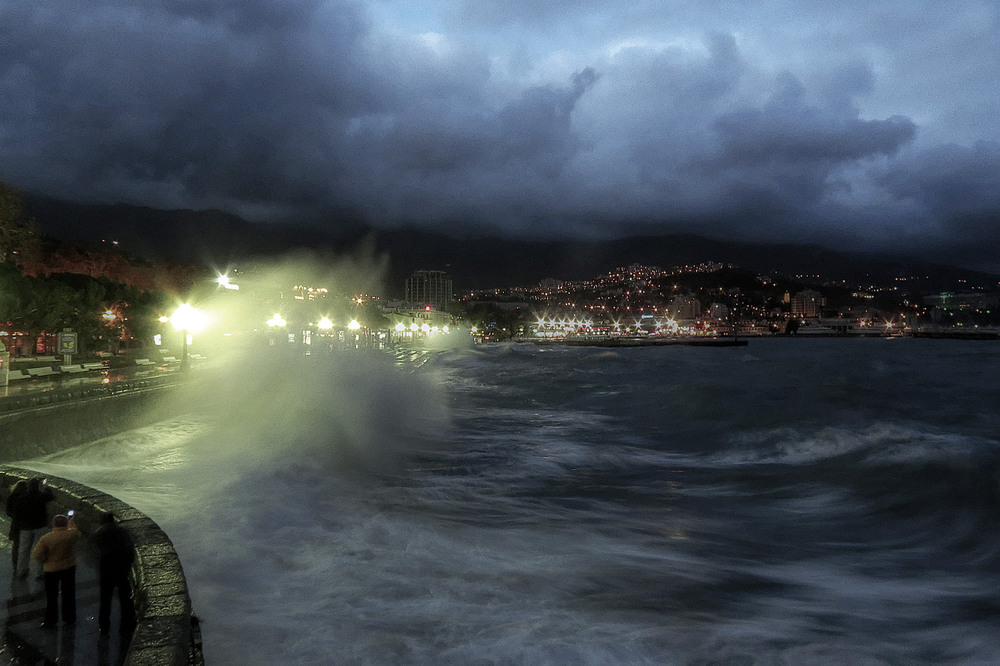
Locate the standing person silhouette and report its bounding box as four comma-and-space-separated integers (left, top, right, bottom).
92, 512, 136, 635
10, 478, 53, 580
5, 480, 28, 570
32, 514, 80, 629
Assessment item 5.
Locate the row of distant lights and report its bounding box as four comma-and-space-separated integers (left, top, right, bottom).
534, 317, 682, 330
270, 314, 363, 331
395, 322, 450, 334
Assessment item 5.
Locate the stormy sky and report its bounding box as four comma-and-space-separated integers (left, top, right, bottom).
2, 1, 999, 269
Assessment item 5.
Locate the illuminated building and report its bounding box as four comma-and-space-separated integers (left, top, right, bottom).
791, 290, 825, 318
405, 270, 453, 309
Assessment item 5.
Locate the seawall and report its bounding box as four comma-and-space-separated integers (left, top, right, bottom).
0, 376, 182, 462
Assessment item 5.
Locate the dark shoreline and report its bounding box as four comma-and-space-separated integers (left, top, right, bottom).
524, 337, 750, 348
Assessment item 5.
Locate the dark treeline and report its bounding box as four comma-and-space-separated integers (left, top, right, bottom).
0, 261, 168, 356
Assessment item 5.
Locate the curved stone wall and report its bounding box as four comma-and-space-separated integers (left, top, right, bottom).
0, 466, 204, 666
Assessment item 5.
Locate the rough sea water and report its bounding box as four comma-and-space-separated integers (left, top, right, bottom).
18, 338, 1000, 665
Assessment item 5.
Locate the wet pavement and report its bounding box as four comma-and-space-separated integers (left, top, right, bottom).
0, 520, 131, 665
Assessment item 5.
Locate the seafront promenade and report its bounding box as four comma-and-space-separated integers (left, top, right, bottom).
0, 517, 131, 665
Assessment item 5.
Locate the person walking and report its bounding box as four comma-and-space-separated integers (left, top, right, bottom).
10, 478, 53, 580
92, 512, 136, 635
32, 514, 81, 629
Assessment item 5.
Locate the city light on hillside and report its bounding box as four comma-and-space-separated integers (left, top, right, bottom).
317, 316, 333, 330
267, 313, 287, 328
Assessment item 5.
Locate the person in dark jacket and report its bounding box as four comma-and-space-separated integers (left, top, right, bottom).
5, 480, 28, 570
10, 478, 53, 580
91, 512, 136, 635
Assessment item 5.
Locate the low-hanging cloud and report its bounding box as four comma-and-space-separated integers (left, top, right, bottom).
1, 0, 998, 268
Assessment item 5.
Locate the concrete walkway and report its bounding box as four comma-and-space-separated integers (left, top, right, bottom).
0, 519, 131, 665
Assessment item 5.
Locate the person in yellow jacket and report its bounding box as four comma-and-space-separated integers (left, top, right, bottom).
32, 514, 81, 629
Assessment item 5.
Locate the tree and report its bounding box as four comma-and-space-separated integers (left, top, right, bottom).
0, 181, 39, 262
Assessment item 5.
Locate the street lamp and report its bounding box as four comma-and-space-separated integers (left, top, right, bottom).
216, 274, 240, 290
171, 304, 207, 372
266, 313, 287, 347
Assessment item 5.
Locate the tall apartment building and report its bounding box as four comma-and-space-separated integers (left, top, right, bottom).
667, 295, 702, 321
791, 289, 825, 318
405, 270, 453, 309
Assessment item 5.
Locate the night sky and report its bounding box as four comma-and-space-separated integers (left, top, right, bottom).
2, 2, 998, 270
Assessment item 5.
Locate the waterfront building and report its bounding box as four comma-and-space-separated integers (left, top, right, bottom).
667, 295, 702, 321
791, 290, 825, 318
405, 270, 453, 309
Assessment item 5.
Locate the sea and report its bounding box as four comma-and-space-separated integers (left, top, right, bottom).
18, 337, 1000, 665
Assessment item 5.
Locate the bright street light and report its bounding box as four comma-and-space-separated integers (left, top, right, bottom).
170, 304, 207, 372
216, 274, 240, 290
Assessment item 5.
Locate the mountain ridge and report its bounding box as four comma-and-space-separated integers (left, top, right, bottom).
23, 195, 997, 297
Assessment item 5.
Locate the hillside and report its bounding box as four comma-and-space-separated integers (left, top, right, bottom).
23, 196, 998, 298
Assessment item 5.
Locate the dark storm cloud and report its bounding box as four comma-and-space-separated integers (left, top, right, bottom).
702, 72, 916, 218
1, 0, 379, 215
874, 141, 1000, 267
1, 1, 998, 266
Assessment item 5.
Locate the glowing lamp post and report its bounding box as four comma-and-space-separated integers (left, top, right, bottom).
266, 313, 287, 347
347, 319, 361, 345
171, 304, 207, 372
